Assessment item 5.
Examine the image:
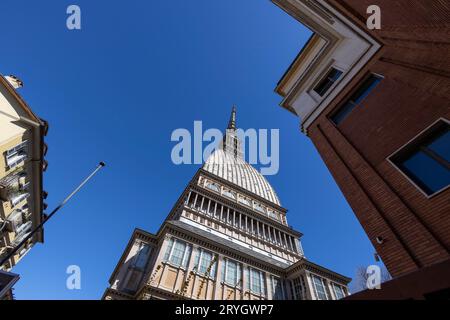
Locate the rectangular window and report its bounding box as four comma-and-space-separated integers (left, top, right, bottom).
194, 249, 217, 278
314, 68, 343, 97
271, 276, 284, 300
221, 259, 242, 287
312, 275, 328, 300
163, 238, 191, 268
170, 241, 186, 266
293, 276, 307, 300
249, 268, 266, 295
332, 283, 345, 300
331, 74, 382, 125
391, 121, 450, 196
226, 260, 237, 284
134, 243, 151, 270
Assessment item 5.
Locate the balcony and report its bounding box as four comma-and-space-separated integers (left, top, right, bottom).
11, 221, 32, 247
0, 171, 29, 205
5, 141, 28, 170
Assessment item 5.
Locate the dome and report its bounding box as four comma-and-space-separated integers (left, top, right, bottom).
203, 148, 281, 206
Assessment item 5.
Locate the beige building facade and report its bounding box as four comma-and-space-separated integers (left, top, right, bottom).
0, 75, 48, 271
103, 108, 350, 300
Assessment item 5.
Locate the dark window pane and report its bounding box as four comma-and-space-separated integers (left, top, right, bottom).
314, 68, 343, 97
331, 74, 381, 125
427, 128, 450, 162
331, 102, 356, 125
400, 151, 450, 195
351, 76, 381, 105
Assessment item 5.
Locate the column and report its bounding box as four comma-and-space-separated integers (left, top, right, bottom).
185, 191, 192, 205
200, 197, 205, 212
193, 193, 199, 209
265, 274, 272, 300
262, 223, 266, 240
206, 199, 211, 216
213, 255, 223, 300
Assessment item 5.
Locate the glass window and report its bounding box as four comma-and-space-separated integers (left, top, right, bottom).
194, 249, 217, 278
312, 275, 328, 300
292, 276, 307, 300
163, 238, 174, 261
331, 74, 382, 125
271, 276, 284, 300
428, 129, 450, 161
314, 68, 343, 97
163, 238, 191, 268
332, 283, 345, 300
392, 123, 450, 195
170, 241, 186, 266
135, 243, 151, 270
222, 259, 241, 287
249, 268, 266, 295
226, 260, 237, 284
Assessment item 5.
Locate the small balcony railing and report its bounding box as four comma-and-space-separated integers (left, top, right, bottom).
11, 221, 32, 247
0, 172, 29, 209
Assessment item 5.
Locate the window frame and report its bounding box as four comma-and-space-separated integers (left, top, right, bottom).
388, 118, 450, 198
248, 267, 266, 296
195, 248, 217, 278
312, 66, 344, 98
328, 73, 383, 126
332, 282, 345, 300
222, 258, 242, 287
163, 238, 191, 269
134, 242, 151, 270
271, 275, 284, 300
312, 275, 329, 300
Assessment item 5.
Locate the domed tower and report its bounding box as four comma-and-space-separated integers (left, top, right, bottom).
103, 107, 350, 300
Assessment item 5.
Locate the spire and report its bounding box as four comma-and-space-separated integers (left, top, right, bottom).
222, 105, 243, 159
227, 105, 237, 130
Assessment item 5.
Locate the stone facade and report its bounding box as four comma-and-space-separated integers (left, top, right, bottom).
0, 75, 48, 271
103, 109, 350, 300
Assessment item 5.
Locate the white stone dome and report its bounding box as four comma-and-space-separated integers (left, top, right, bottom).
203, 149, 281, 206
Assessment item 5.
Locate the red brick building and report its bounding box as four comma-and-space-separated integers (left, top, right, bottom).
273, 0, 450, 299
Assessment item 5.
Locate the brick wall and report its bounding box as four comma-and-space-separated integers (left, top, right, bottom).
307, 0, 450, 277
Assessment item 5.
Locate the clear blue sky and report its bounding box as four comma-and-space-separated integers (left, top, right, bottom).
1, 0, 378, 299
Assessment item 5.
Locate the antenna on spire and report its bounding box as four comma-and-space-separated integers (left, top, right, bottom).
227, 105, 237, 130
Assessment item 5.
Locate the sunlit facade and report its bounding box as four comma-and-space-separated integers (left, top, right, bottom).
103, 108, 350, 300
0, 75, 48, 272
